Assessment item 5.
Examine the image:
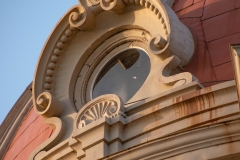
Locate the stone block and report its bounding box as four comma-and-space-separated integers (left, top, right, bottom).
109, 141, 122, 155
85, 142, 108, 160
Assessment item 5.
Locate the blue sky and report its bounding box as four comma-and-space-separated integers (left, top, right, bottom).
0, 1, 78, 123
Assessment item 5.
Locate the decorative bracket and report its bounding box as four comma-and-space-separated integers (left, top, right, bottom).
158, 56, 198, 88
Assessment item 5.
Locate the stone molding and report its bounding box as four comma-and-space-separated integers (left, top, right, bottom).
30, 81, 240, 159
105, 119, 240, 160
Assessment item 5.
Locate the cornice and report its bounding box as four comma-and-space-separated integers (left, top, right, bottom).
30, 80, 240, 159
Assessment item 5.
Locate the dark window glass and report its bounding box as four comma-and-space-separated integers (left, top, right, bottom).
92, 49, 150, 103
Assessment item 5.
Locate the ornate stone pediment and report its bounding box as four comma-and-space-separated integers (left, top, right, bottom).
33, 0, 197, 111
30, 0, 204, 159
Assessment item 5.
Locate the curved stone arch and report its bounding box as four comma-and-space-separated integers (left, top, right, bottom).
32, 5, 79, 113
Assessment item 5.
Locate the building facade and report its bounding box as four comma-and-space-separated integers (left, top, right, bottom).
1, 0, 240, 159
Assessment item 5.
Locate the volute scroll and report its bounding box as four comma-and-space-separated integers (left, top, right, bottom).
158, 56, 198, 88
68, 5, 95, 30
148, 34, 169, 55
100, 0, 126, 14
35, 91, 64, 118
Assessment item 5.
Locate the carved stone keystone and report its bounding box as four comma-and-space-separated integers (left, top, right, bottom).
74, 94, 125, 129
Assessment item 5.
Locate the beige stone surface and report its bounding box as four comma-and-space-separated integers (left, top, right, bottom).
28, 0, 240, 159
30, 80, 240, 159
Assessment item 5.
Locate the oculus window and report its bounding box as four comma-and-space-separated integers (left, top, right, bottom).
92, 48, 150, 103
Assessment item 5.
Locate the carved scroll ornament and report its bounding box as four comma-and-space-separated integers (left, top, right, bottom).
28, 117, 65, 160
100, 0, 126, 14
158, 56, 198, 88
35, 91, 64, 118
68, 5, 95, 30
74, 94, 125, 129
30, 92, 65, 160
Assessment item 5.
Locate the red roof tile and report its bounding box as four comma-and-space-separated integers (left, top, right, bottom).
4, 116, 49, 160
173, 0, 194, 12
207, 33, 240, 66
177, 1, 205, 18
14, 128, 52, 160
202, 0, 235, 20
213, 62, 234, 81
202, 9, 240, 42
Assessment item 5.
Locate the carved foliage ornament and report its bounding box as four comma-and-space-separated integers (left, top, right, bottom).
74, 94, 124, 129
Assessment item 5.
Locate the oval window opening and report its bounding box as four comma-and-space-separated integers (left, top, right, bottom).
92, 49, 150, 103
